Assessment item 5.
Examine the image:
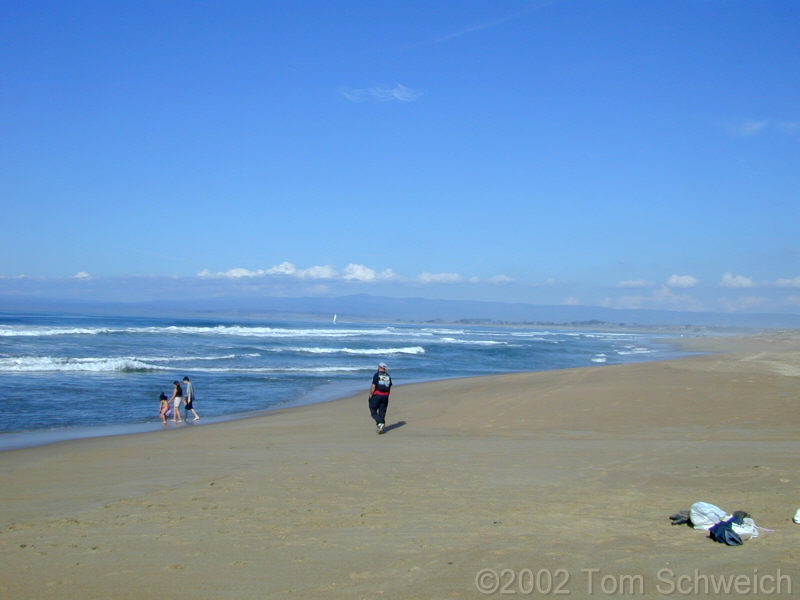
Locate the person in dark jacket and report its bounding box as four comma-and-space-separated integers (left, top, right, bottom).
168, 380, 183, 423
369, 362, 392, 434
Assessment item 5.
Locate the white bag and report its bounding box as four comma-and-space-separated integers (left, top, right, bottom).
689, 502, 729, 530
732, 517, 759, 540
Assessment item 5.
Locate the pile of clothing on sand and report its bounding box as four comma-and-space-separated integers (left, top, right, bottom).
669, 502, 767, 546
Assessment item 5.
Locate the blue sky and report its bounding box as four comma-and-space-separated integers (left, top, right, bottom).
2, 0, 799, 313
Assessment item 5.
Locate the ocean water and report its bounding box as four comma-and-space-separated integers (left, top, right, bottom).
0, 311, 683, 448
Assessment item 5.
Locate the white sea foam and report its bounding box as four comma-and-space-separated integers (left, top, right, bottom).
188, 365, 365, 374
508, 333, 562, 342
0, 356, 167, 373
282, 346, 425, 356
0, 324, 399, 338
510, 331, 559, 337
0, 326, 116, 337
173, 326, 385, 338
0, 355, 370, 374
616, 347, 655, 355
438, 337, 507, 346
590, 354, 608, 363
141, 354, 239, 362
582, 332, 643, 339
419, 328, 466, 335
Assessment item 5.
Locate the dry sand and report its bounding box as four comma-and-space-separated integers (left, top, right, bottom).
1, 331, 799, 599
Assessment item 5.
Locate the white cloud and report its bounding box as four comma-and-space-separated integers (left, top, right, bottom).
345, 265, 393, 282
198, 268, 265, 279
74, 272, 92, 280
342, 264, 377, 282
340, 83, 423, 103
199, 262, 399, 282
488, 274, 514, 284
667, 274, 698, 289
298, 265, 337, 280
777, 276, 800, 288
227, 268, 265, 278
563, 296, 580, 306
720, 273, 755, 289
266, 261, 297, 276
417, 272, 463, 284
617, 279, 652, 288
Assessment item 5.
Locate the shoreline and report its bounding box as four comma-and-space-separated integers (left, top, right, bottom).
0, 331, 693, 452
0, 379, 369, 453
2, 330, 799, 599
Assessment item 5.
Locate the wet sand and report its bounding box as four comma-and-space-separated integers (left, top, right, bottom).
1, 331, 799, 599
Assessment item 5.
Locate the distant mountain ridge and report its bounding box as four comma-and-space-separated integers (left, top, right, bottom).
3, 293, 800, 329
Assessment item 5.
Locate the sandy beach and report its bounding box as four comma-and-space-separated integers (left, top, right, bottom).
1, 331, 799, 599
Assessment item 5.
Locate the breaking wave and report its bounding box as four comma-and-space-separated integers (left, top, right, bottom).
438, 337, 507, 346
0, 356, 167, 373
280, 346, 425, 356
0, 325, 401, 338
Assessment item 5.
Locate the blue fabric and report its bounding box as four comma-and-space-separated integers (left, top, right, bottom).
709, 516, 744, 546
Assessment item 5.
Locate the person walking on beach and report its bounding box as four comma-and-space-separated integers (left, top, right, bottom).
182, 376, 200, 421
369, 362, 392, 434
169, 380, 184, 423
